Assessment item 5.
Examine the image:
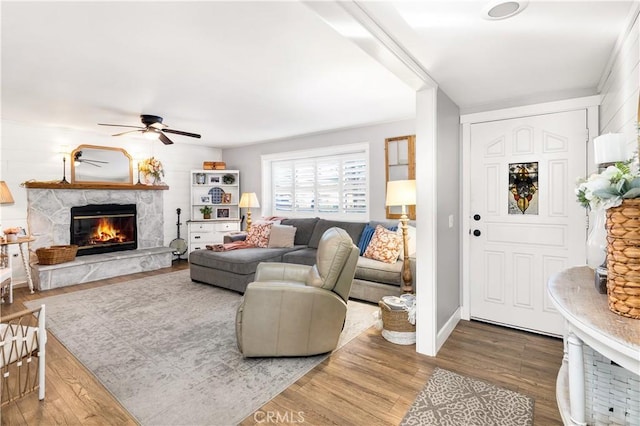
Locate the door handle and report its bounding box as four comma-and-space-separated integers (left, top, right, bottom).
473, 214, 481, 221
473, 229, 481, 237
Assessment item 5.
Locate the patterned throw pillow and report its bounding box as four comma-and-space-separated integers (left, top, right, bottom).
363, 225, 403, 263
245, 222, 273, 248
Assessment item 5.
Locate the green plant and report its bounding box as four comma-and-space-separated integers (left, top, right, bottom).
199, 205, 213, 215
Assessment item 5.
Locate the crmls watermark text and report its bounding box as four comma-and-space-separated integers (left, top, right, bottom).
254, 410, 305, 423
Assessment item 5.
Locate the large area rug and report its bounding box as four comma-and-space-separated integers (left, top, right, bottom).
401, 368, 534, 426
26, 270, 376, 425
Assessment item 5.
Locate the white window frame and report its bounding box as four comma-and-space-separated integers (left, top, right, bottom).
261, 143, 370, 221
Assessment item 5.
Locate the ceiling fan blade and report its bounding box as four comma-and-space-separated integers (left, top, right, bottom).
158, 133, 174, 145
162, 129, 201, 139
98, 123, 145, 129
112, 129, 144, 137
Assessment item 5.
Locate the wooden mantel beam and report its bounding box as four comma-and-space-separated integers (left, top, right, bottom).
22, 181, 169, 190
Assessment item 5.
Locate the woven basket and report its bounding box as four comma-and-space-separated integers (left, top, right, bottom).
379, 301, 416, 332
379, 301, 416, 345
606, 199, 640, 319
36, 245, 78, 265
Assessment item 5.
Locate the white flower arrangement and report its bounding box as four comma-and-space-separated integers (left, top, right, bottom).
575, 162, 640, 210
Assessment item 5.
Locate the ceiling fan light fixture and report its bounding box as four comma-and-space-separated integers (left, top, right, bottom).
483, 1, 528, 20
143, 128, 161, 140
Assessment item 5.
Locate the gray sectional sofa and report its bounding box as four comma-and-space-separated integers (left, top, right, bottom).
189, 217, 415, 303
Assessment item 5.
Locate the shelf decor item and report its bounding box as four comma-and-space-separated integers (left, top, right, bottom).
200, 205, 213, 219
222, 174, 235, 184
208, 187, 225, 204
203, 161, 226, 170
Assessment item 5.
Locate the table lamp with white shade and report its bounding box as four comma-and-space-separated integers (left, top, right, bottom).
385, 179, 416, 293
239, 192, 260, 232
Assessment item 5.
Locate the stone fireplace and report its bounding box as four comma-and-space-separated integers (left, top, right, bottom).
26, 184, 173, 290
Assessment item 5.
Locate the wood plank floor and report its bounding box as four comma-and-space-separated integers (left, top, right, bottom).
1, 263, 564, 425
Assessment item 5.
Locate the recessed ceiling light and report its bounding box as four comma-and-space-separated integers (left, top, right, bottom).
483, 0, 528, 20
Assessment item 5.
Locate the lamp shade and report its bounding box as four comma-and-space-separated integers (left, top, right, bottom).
239, 192, 260, 208
385, 179, 416, 207
0, 181, 14, 204
594, 133, 627, 165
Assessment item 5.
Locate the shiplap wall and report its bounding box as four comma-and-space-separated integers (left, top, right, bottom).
0, 120, 222, 284
598, 8, 639, 154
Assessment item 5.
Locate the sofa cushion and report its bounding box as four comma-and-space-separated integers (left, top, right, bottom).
355, 256, 402, 286
268, 224, 296, 248
363, 225, 403, 263
280, 218, 319, 246
308, 219, 365, 249
282, 247, 317, 266
189, 246, 303, 275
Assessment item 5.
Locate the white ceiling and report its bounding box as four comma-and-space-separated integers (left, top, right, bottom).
1, 1, 635, 147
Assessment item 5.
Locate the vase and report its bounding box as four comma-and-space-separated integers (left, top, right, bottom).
605, 199, 640, 319
587, 208, 607, 269
142, 173, 161, 186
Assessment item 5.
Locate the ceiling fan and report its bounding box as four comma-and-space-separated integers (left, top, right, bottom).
73, 150, 107, 167
98, 114, 201, 145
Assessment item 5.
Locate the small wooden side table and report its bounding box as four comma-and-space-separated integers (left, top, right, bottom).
0, 236, 36, 300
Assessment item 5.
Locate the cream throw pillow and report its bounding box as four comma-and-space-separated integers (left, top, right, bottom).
267, 224, 297, 248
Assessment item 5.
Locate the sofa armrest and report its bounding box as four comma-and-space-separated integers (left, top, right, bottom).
255, 262, 311, 283
223, 232, 247, 243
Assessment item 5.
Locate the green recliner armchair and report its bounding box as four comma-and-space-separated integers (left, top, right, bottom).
235, 227, 359, 357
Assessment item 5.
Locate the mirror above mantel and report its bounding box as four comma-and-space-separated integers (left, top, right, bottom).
71, 145, 133, 185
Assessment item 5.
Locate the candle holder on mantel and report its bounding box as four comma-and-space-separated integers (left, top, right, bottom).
59, 155, 70, 184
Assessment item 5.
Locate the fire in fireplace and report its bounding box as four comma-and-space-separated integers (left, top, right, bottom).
70, 204, 137, 255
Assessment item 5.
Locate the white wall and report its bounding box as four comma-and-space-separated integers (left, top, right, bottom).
435, 89, 461, 331
221, 119, 415, 222
599, 8, 639, 153
0, 120, 222, 284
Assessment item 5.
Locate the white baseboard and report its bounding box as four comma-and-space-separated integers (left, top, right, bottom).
436, 307, 461, 352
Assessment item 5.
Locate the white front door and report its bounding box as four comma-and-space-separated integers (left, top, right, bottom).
469, 109, 587, 336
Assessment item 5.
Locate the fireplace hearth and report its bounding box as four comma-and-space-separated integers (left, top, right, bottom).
70, 204, 137, 255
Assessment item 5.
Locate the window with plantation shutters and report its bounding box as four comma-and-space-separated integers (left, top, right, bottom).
263, 144, 369, 221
